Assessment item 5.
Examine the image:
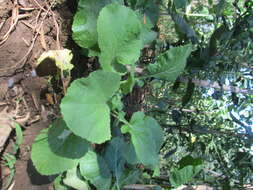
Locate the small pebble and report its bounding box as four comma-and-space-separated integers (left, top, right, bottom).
8, 78, 14, 88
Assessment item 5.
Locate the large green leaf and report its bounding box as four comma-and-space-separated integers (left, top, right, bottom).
97, 3, 142, 71
31, 119, 90, 175
80, 151, 112, 190
61, 70, 121, 144
63, 167, 90, 190
104, 137, 126, 189
170, 156, 204, 188
147, 44, 192, 81
72, 0, 109, 50
72, 0, 124, 50
121, 112, 164, 167
123, 142, 139, 165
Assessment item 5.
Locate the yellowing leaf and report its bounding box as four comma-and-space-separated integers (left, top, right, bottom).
191, 136, 196, 143
37, 49, 74, 72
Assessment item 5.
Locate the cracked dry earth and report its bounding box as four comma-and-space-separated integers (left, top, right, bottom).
0, 0, 74, 189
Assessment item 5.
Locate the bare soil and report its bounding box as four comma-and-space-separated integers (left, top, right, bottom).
13, 122, 52, 190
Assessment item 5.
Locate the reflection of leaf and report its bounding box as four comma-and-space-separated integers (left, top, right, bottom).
31, 119, 90, 175
147, 44, 192, 81
97, 4, 142, 71
37, 49, 73, 72
80, 151, 112, 190
121, 112, 164, 168
61, 70, 121, 144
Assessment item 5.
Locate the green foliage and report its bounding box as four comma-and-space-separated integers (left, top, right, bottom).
2, 154, 16, 189
147, 44, 192, 81
63, 168, 90, 190
72, 0, 109, 50
2, 123, 23, 189
116, 169, 142, 188
104, 137, 125, 188
53, 176, 69, 190
173, 0, 189, 10
97, 3, 142, 71
121, 112, 164, 168
31, 0, 253, 189
120, 73, 135, 94
14, 123, 23, 152
31, 119, 90, 175
138, 13, 157, 47
170, 160, 203, 188
80, 151, 112, 190
61, 70, 121, 144
171, 13, 197, 42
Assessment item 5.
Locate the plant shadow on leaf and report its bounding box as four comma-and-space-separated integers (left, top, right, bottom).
47, 119, 91, 159
31, 119, 91, 175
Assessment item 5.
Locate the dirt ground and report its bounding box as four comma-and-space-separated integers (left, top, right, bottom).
0, 0, 78, 189
12, 122, 52, 190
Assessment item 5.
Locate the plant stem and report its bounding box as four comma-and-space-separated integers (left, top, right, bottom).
111, 111, 130, 126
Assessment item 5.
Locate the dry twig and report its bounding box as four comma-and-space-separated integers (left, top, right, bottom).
0, 0, 31, 46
